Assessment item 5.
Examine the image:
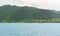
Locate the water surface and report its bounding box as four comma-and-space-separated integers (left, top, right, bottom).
0, 23, 60, 36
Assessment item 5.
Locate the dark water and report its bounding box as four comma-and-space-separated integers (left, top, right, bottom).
0, 23, 60, 36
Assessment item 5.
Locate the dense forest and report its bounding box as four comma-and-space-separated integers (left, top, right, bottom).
0, 5, 60, 23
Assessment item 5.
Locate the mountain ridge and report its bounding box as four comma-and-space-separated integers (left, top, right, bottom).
0, 5, 59, 22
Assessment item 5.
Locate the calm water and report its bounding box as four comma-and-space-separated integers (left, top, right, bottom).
0, 23, 60, 36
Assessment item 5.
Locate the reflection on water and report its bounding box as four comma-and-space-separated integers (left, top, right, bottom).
0, 23, 60, 36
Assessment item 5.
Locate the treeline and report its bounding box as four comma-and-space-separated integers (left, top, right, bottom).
0, 5, 58, 22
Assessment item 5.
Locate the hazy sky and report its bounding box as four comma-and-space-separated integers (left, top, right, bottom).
0, 0, 60, 10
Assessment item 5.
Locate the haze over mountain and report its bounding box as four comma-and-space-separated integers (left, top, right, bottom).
0, 0, 60, 11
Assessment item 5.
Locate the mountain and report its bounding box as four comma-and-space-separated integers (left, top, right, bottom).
0, 5, 57, 22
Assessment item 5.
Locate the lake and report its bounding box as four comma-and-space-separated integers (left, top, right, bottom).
0, 23, 60, 36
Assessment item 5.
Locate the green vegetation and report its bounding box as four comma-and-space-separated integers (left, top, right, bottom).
0, 5, 60, 23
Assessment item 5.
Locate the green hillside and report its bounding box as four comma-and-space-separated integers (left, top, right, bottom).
0, 5, 58, 23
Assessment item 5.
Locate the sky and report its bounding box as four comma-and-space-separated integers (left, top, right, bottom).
0, 0, 60, 11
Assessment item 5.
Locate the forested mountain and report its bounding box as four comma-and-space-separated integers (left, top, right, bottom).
0, 5, 58, 22
54, 11, 60, 18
